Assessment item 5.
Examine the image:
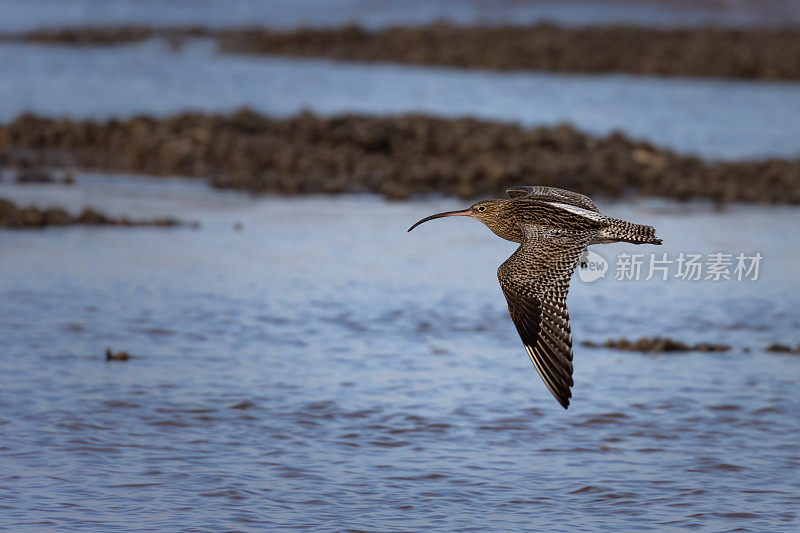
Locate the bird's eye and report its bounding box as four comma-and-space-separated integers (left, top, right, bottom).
477, 206, 486, 212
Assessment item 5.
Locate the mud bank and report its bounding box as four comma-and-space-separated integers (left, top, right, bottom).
13, 168, 74, 185
583, 338, 800, 353
9, 24, 800, 80
582, 338, 731, 353
10, 26, 158, 45
0, 197, 187, 229
1, 111, 799, 203
766, 343, 800, 354
219, 24, 800, 80
4, 26, 214, 46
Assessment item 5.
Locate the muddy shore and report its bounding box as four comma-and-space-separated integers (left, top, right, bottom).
218, 24, 800, 80
2, 110, 798, 203
6, 24, 800, 80
583, 338, 800, 354
0, 197, 186, 229
582, 338, 731, 353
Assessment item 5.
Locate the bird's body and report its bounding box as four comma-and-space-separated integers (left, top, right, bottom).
408, 186, 662, 409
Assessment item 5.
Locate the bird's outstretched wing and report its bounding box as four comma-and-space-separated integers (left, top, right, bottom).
506, 186, 599, 213
497, 223, 597, 409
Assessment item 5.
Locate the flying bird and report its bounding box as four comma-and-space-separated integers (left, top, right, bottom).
408, 186, 662, 408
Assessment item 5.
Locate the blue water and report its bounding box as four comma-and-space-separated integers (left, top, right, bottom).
1, 0, 798, 32
1, 176, 799, 531
2, 39, 800, 160
2, 2, 800, 530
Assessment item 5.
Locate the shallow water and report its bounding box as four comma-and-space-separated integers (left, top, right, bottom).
2, 0, 799, 32
1, 175, 799, 531
2, 39, 800, 160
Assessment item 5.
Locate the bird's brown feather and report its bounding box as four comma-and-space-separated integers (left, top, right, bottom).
498, 224, 596, 408
506, 186, 600, 213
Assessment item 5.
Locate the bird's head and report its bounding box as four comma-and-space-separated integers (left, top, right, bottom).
407, 199, 507, 232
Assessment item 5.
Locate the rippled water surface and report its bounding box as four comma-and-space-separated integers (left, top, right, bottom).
2, 1, 800, 527
1, 176, 799, 531
2, 39, 800, 159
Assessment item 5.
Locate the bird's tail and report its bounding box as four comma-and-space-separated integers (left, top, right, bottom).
599, 218, 662, 245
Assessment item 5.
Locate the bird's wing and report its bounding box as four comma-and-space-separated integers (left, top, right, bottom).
506, 186, 600, 213
497, 223, 597, 408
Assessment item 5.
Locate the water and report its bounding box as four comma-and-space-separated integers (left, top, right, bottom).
2, 0, 799, 32
1, 175, 799, 531
2, 39, 800, 160
2, 1, 800, 529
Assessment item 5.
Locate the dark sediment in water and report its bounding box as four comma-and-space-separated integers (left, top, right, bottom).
105, 348, 131, 361
0, 197, 188, 229
585, 339, 800, 354
2, 110, 799, 203
2, 26, 214, 46
765, 343, 800, 354
15, 168, 74, 185
8, 24, 800, 80
582, 338, 731, 353
13, 26, 158, 45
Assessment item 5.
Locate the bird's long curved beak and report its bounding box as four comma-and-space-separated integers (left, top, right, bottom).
407, 209, 472, 232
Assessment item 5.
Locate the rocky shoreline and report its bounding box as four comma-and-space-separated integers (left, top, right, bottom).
2, 110, 799, 203
5, 24, 800, 80
0, 197, 188, 229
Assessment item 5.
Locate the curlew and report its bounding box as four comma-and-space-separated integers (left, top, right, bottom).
408, 186, 662, 408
